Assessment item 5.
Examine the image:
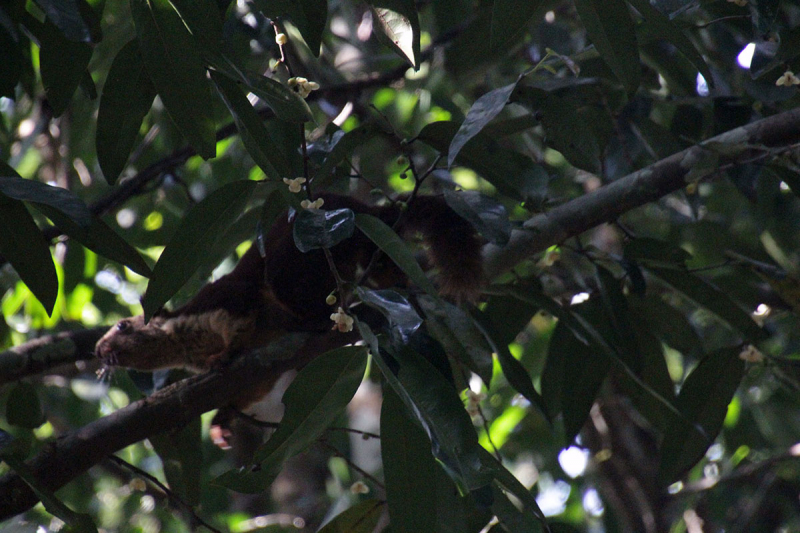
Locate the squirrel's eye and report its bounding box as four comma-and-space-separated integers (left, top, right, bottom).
116, 320, 130, 333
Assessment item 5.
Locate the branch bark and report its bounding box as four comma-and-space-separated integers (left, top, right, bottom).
0, 327, 105, 386
483, 107, 800, 279
0, 331, 325, 520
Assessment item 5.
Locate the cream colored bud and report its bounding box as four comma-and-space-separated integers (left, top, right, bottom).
282, 177, 306, 193
275, 33, 288, 45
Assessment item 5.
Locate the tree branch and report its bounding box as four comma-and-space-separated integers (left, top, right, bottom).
0, 327, 106, 386
0, 331, 331, 520
482, 107, 800, 279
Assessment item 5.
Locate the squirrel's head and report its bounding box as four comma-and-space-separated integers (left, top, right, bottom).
95, 315, 174, 371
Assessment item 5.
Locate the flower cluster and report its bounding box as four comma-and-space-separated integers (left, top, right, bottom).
301, 198, 324, 209
282, 177, 306, 193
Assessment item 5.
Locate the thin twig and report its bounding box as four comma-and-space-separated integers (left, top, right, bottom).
106, 455, 222, 533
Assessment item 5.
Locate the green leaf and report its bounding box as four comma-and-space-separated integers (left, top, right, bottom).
511, 86, 601, 173
480, 450, 548, 528
34, 0, 92, 42
0, 25, 24, 98
205, 52, 312, 123
417, 295, 494, 385
357, 288, 422, 343
647, 266, 766, 342
490, 0, 546, 50
0, 175, 91, 227
0, 194, 58, 315
34, 204, 152, 278
473, 309, 546, 415
368, 0, 420, 68
169, 0, 224, 50
314, 126, 375, 186
38, 20, 93, 116
317, 499, 384, 533
293, 207, 356, 252
628, 294, 701, 356
443, 189, 510, 246
418, 121, 549, 202
148, 418, 203, 505
0, 454, 98, 532
142, 180, 257, 319
214, 346, 368, 493
251, 0, 327, 55
659, 347, 745, 483
97, 39, 157, 184
354, 213, 437, 295
6, 382, 45, 428
130, 0, 216, 159
448, 83, 517, 169
211, 70, 290, 180
381, 387, 438, 533
624, 237, 691, 267
364, 326, 490, 491
627, 0, 714, 89
490, 484, 543, 532
573, 0, 639, 93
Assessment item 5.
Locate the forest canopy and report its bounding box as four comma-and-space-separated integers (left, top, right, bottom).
2, 0, 800, 532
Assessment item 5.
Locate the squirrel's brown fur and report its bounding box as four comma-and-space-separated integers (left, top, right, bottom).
95, 194, 484, 412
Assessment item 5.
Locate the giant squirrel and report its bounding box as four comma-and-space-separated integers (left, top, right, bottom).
95, 193, 484, 406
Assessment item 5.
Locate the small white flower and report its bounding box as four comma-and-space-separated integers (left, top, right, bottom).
739, 345, 764, 363
350, 481, 369, 494
776, 70, 800, 86
275, 33, 288, 45
330, 307, 354, 332
301, 198, 325, 209
282, 177, 306, 193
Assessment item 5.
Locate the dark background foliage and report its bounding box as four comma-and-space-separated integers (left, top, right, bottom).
2, 0, 800, 531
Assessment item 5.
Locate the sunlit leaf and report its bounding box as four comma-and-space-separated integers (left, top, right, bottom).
0, 194, 58, 315
368, 0, 420, 68
130, 0, 216, 158
96, 39, 157, 184
142, 180, 257, 319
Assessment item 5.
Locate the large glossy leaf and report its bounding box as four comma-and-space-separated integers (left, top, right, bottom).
359, 321, 491, 491
448, 83, 517, 168
357, 288, 422, 343
659, 347, 745, 483
142, 180, 257, 319
419, 121, 549, 202
490, 0, 546, 50
317, 499, 384, 533
354, 213, 437, 295
130, 0, 216, 159
38, 20, 93, 116
480, 450, 548, 528
0, 194, 58, 315
33, 204, 152, 278
443, 189, 511, 246
511, 86, 601, 173
417, 295, 494, 385
205, 52, 312, 123
214, 346, 368, 493
314, 126, 375, 184
627, 0, 714, 89
368, 0, 420, 68
169, 0, 223, 50
573, 0, 639, 93
293, 207, 355, 252
97, 39, 157, 184
647, 266, 766, 342
382, 387, 438, 533
211, 70, 289, 180
0, 175, 91, 227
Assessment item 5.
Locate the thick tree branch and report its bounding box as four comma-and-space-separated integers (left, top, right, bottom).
0, 331, 327, 520
0, 327, 106, 386
483, 107, 800, 279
